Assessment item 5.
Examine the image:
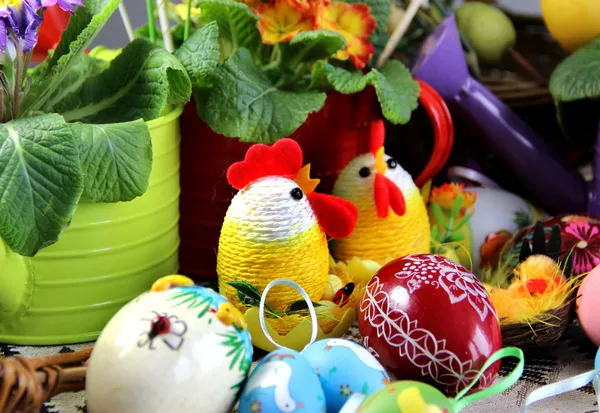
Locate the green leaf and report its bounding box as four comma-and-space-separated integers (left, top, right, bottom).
447, 233, 465, 242
549, 37, 600, 142
228, 280, 263, 307
450, 194, 463, 219
22, 0, 120, 115
285, 30, 347, 64
287, 299, 324, 313
550, 37, 600, 102
310, 60, 419, 124
70, 120, 152, 202
48, 38, 191, 123
175, 21, 220, 87
0, 114, 83, 256
347, 0, 393, 35
196, 48, 326, 143
198, 0, 260, 56
429, 202, 447, 227
40, 54, 110, 114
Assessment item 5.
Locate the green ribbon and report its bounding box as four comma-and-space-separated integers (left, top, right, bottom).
453, 347, 525, 412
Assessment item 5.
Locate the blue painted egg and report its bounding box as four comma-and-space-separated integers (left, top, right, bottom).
595, 348, 600, 369
239, 349, 325, 413
302, 339, 390, 412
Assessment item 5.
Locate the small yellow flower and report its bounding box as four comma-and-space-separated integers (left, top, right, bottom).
256, 0, 315, 44
173, 3, 200, 21
316, 1, 376, 69
429, 183, 477, 215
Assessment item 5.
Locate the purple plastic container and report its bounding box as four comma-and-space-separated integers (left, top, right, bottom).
412, 15, 591, 215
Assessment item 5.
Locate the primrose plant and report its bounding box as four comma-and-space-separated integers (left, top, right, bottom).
0, 0, 200, 258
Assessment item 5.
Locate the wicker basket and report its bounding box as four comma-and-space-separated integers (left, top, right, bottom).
500, 300, 575, 350
0, 347, 91, 413
481, 74, 552, 109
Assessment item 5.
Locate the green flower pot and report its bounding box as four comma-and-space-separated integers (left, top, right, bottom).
0, 106, 183, 345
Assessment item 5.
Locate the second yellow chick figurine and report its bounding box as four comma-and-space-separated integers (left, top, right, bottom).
331, 120, 430, 263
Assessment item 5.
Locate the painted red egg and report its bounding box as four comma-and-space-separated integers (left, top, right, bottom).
503, 214, 600, 275
358, 254, 502, 397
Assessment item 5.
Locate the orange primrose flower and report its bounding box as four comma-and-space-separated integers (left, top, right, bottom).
289, 0, 329, 12
429, 183, 477, 215
256, 0, 316, 44
317, 1, 376, 69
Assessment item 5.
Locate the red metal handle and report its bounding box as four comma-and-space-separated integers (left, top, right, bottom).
32, 6, 71, 63
413, 79, 454, 187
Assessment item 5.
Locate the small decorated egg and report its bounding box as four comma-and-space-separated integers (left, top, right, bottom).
429, 186, 538, 274
358, 254, 502, 396
239, 348, 326, 413
302, 338, 391, 412
353, 381, 453, 413
505, 214, 600, 275
595, 348, 600, 369
87, 286, 253, 413
577, 264, 600, 346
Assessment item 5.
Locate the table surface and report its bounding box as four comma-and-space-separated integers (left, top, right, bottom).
2, 324, 597, 413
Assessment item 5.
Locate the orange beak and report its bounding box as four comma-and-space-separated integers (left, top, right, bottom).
374, 173, 406, 218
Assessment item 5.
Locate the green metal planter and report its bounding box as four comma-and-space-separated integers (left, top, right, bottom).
0, 106, 183, 345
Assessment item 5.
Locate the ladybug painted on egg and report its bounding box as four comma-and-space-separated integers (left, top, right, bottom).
358, 254, 502, 397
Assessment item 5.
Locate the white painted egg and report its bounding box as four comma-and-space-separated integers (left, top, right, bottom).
87, 286, 253, 413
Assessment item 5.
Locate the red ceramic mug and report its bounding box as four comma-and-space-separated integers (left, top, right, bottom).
178, 81, 454, 281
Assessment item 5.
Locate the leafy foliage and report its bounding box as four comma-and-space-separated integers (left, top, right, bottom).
550, 37, 600, 142
47, 38, 190, 123
195, 48, 326, 142
198, 0, 260, 57
174, 21, 220, 87
21, 0, 121, 115
70, 120, 152, 202
0, 115, 83, 256
311, 60, 420, 124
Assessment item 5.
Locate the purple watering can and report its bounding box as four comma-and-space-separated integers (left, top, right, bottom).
412, 14, 599, 216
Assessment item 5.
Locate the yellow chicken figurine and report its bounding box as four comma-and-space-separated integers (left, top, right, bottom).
332, 120, 430, 263
217, 138, 358, 314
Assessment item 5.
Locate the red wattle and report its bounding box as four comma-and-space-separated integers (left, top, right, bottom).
308, 192, 358, 239
374, 173, 406, 218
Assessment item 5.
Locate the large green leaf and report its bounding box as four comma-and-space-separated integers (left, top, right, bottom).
174, 21, 220, 87
21, 0, 120, 115
347, 0, 393, 35
70, 120, 152, 203
284, 30, 347, 65
198, 0, 260, 57
41, 54, 110, 114
550, 37, 600, 102
549, 36, 600, 142
195, 48, 326, 143
48, 38, 191, 123
0, 114, 83, 256
311, 60, 419, 124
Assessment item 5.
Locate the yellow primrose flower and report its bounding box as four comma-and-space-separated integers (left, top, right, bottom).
173, 3, 200, 21
397, 387, 447, 413
317, 1, 376, 69
256, 0, 316, 44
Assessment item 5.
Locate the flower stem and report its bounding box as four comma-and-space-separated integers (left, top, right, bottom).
146, 0, 156, 42
0, 87, 4, 123
184, 0, 192, 41
13, 39, 24, 118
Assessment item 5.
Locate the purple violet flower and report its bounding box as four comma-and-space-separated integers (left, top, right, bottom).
0, 0, 42, 53
41, 0, 83, 14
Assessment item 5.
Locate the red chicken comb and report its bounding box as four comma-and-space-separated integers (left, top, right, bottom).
227, 138, 303, 190
368, 119, 386, 155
